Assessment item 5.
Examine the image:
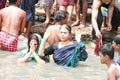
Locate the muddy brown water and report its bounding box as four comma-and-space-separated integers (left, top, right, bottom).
0, 39, 108, 80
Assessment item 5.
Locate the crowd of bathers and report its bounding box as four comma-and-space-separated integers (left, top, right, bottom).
0, 0, 120, 80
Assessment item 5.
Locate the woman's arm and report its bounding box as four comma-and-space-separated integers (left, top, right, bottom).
44, 44, 56, 56
32, 52, 45, 64
38, 30, 57, 57
38, 31, 50, 56
17, 52, 32, 63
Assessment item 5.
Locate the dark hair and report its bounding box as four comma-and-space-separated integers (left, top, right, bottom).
28, 34, 39, 48
54, 10, 68, 22
99, 43, 114, 59
113, 35, 120, 44
59, 24, 71, 34
9, 0, 17, 5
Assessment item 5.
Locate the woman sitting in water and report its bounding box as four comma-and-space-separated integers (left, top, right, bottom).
39, 24, 88, 67
17, 33, 49, 63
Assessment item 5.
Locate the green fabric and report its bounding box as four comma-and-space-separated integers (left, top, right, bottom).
65, 41, 87, 67
101, 6, 108, 16
21, 33, 42, 61
118, 0, 120, 3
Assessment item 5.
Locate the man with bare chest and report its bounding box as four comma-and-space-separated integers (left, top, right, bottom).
0, 0, 26, 52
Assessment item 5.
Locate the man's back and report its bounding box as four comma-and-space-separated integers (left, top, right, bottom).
108, 63, 120, 80
0, 5, 26, 36
46, 25, 60, 45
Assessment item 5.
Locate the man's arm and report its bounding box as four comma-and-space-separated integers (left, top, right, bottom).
107, 0, 114, 30
92, 0, 102, 38
20, 12, 26, 34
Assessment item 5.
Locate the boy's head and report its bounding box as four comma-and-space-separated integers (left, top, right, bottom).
9, 0, 20, 6
99, 44, 114, 64
54, 10, 68, 24
113, 35, 120, 52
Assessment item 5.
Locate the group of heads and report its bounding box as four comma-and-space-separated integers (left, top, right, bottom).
29, 24, 72, 51
99, 35, 120, 64
54, 10, 69, 24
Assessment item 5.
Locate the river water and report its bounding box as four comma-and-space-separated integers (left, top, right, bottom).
0, 39, 108, 80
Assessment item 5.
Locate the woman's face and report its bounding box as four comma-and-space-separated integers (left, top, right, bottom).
59, 26, 70, 42
29, 39, 38, 50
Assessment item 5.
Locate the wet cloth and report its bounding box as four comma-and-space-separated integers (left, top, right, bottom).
44, 41, 88, 67
65, 41, 88, 67
94, 37, 102, 56
114, 57, 120, 65
60, 0, 74, 6
0, 0, 7, 9
19, 0, 38, 22
40, 0, 53, 8
0, 31, 18, 52
19, 34, 42, 61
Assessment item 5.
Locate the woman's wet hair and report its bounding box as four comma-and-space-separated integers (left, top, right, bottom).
9, 0, 17, 4
99, 43, 114, 59
54, 10, 68, 22
28, 34, 39, 46
59, 24, 71, 34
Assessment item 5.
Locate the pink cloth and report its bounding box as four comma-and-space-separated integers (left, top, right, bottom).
0, 31, 18, 52
60, 0, 74, 6
94, 37, 102, 56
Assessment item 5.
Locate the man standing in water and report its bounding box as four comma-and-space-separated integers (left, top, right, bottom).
99, 44, 120, 80
0, 0, 26, 52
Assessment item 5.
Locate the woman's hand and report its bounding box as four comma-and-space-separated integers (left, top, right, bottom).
30, 43, 36, 54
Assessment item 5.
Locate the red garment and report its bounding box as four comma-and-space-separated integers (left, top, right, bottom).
94, 37, 102, 56
60, 0, 74, 6
0, 31, 18, 52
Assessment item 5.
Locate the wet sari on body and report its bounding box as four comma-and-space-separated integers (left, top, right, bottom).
53, 41, 88, 67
